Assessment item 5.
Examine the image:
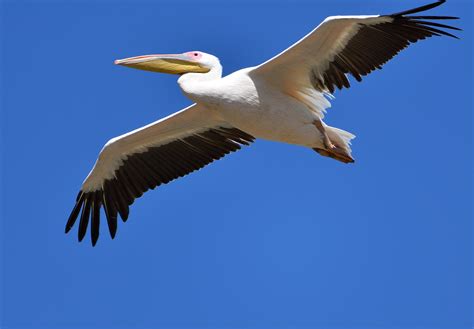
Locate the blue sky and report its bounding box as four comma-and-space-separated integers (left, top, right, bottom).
1, 1, 472, 328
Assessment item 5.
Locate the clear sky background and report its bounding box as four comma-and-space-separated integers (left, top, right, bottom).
1, 1, 472, 328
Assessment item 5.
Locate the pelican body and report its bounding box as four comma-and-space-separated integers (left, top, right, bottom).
66, 1, 460, 245
180, 65, 328, 148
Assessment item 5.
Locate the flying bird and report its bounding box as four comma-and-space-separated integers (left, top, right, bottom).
66, 1, 460, 245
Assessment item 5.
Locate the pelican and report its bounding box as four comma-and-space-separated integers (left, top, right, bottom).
66, 1, 459, 245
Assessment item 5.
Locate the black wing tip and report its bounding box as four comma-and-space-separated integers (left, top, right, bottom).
65, 191, 85, 234
390, 0, 449, 17
387, 0, 460, 39
407, 15, 459, 20
66, 127, 256, 246
67, 185, 122, 246
66, 189, 104, 246
108, 218, 118, 239
77, 232, 85, 242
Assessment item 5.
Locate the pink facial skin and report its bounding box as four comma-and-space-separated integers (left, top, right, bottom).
184, 51, 203, 61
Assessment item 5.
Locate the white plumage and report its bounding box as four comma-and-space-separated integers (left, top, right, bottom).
66, 1, 459, 245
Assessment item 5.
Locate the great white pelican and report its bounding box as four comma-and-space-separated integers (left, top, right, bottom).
66, 1, 459, 245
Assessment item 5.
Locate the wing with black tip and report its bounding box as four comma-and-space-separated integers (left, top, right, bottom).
253, 0, 460, 96
65, 104, 254, 246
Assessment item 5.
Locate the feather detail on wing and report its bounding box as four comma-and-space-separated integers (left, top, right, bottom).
65, 104, 254, 246
252, 0, 460, 103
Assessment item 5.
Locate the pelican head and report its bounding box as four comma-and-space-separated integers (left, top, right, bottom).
114, 51, 220, 75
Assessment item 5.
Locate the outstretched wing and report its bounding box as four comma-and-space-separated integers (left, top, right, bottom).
65, 104, 255, 246
252, 0, 460, 95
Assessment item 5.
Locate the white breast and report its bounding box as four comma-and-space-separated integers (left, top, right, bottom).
202, 69, 324, 147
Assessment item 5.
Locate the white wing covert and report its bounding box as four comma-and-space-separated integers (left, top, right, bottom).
65, 104, 254, 245
252, 1, 459, 97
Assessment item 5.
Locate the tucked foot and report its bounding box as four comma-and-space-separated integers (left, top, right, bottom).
313, 146, 355, 164
312, 119, 355, 164
314, 119, 337, 150
324, 138, 336, 150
